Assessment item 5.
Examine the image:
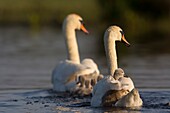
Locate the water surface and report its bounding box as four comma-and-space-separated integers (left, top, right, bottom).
0, 27, 170, 112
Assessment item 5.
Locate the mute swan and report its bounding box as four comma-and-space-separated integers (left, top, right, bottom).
91, 26, 142, 107
52, 14, 101, 95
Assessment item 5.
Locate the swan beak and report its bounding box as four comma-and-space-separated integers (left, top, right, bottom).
122, 35, 130, 47
80, 24, 89, 34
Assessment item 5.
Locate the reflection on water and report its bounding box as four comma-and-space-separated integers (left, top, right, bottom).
0, 89, 170, 113
120, 54, 170, 89
0, 27, 170, 112
0, 27, 99, 89
0, 27, 170, 89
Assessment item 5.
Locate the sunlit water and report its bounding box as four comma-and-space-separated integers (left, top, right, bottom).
0, 27, 170, 112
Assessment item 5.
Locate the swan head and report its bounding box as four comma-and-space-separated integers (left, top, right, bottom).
113, 68, 125, 80
104, 26, 130, 46
63, 13, 89, 34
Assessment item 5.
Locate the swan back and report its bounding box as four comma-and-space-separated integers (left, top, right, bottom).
81, 58, 100, 75
118, 76, 134, 91
91, 75, 121, 107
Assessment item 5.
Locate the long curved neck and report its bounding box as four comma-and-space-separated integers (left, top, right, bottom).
63, 26, 80, 64
104, 35, 118, 75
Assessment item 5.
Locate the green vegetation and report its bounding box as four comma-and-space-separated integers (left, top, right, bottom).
0, 0, 170, 54
0, 0, 101, 26
97, 0, 170, 54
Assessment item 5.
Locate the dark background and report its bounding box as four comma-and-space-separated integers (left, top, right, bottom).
0, 0, 170, 55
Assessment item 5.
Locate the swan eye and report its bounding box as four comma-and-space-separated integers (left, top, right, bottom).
79, 20, 83, 23
120, 30, 124, 36
79, 20, 85, 25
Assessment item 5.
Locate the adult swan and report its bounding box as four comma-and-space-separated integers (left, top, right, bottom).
91, 26, 143, 107
52, 14, 101, 95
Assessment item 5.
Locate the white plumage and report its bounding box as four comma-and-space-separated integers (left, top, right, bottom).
52, 59, 99, 92
91, 26, 142, 107
52, 14, 100, 94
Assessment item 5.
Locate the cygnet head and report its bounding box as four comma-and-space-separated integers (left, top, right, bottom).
63, 13, 89, 34
104, 26, 130, 46
113, 68, 125, 80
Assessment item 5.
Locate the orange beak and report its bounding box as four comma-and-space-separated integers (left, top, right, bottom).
122, 35, 130, 47
80, 24, 89, 34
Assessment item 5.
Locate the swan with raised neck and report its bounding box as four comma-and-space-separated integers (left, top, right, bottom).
52, 14, 100, 94
91, 26, 143, 107
104, 26, 130, 75
91, 26, 131, 107
63, 14, 89, 64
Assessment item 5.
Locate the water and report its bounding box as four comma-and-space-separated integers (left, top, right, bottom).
0, 89, 170, 113
0, 27, 170, 112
